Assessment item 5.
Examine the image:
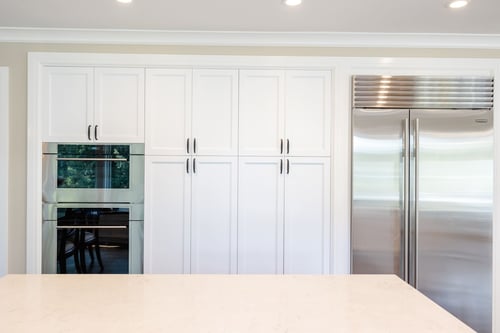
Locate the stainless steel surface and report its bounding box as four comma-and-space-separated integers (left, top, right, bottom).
56, 226, 128, 229
403, 118, 409, 282
42, 143, 144, 204
56, 157, 128, 162
412, 109, 492, 333
43, 142, 145, 155
42, 203, 144, 274
43, 202, 144, 221
352, 106, 493, 333
352, 108, 408, 278
353, 76, 494, 109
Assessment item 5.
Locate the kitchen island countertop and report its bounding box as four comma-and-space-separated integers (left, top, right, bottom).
0, 274, 473, 332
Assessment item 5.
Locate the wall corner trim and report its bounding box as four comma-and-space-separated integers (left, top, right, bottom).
0, 67, 9, 277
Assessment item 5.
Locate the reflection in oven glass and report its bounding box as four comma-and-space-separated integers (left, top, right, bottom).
57, 208, 129, 274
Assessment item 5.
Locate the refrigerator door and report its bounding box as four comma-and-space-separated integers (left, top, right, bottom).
411, 109, 492, 333
352, 109, 409, 278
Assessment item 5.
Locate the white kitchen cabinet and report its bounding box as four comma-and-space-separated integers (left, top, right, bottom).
94, 68, 145, 143
239, 70, 331, 157
284, 157, 330, 274
144, 156, 191, 274
42, 66, 145, 143
238, 157, 330, 275
239, 70, 285, 156
238, 157, 284, 274
191, 156, 238, 274
145, 69, 192, 155
42, 67, 94, 142
145, 68, 238, 156
144, 156, 237, 274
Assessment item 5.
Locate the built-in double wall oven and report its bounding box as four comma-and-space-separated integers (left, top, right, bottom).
42, 143, 144, 274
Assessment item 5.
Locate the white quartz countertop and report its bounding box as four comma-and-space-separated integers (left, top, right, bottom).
0, 274, 473, 333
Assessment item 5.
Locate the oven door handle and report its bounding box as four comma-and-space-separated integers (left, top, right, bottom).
56, 226, 128, 229
56, 157, 128, 162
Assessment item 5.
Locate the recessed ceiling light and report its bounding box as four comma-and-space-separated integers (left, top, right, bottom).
447, 0, 469, 9
116, 0, 133, 4
283, 0, 302, 6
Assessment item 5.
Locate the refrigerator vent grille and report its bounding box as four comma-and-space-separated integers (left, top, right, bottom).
353, 76, 494, 109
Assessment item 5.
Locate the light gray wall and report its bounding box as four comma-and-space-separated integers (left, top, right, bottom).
1, 42, 500, 273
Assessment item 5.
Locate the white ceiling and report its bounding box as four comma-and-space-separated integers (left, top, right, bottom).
0, 0, 499, 34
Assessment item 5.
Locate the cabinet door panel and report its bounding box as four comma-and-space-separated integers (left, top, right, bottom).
146, 69, 192, 155
42, 67, 94, 142
239, 70, 285, 156
192, 70, 238, 156
144, 156, 191, 274
191, 157, 237, 273
95, 68, 145, 143
238, 157, 284, 274
284, 157, 330, 274
285, 71, 331, 157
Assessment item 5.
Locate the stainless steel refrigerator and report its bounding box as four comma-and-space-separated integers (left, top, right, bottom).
351, 76, 494, 333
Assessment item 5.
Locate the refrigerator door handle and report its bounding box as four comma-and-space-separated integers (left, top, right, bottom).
413, 118, 420, 288
403, 118, 409, 282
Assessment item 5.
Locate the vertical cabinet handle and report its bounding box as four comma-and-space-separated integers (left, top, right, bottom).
187, 138, 190, 154
94, 125, 99, 141
186, 158, 190, 174
193, 158, 196, 174
280, 159, 283, 174
286, 159, 290, 174
193, 138, 197, 154
280, 139, 283, 154
286, 139, 290, 154
87, 125, 92, 141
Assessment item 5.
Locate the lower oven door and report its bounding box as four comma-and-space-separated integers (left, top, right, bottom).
42, 203, 143, 274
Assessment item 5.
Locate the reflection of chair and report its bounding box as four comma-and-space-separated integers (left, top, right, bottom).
78, 229, 104, 273
57, 229, 81, 274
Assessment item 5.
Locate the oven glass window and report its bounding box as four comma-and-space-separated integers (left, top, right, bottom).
57, 145, 130, 189
57, 207, 129, 274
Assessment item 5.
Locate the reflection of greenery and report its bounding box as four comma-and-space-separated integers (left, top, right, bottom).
58, 145, 129, 189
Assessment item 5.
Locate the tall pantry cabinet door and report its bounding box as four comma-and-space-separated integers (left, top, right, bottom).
284, 157, 330, 274
94, 68, 145, 143
238, 157, 284, 274
239, 70, 285, 156
41, 67, 94, 142
285, 71, 331, 157
145, 69, 192, 155
144, 156, 191, 274
192, 70, 238, 156
191, 157, 238, 274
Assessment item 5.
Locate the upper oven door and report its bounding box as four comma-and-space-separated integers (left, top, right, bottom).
42, 143, 144, 203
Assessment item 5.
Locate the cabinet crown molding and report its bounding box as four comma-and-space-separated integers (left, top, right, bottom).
3, 27, 500, 49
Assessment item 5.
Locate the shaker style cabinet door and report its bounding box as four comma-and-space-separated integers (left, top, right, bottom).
285, 71, 331, 157
145, 69, 192, 155
239, 70, 285, 156
192, 70, 238, 156
284, 157, 330, 274
144, 156, 191, 274
94, 68, 145, 143
237, 157, 284, 274
42, 66, 94, 142
190, 157, 238, 274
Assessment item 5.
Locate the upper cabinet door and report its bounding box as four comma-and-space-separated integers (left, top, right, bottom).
145, 69, 192, 155
192, 70, 238, 156
94, 68, 145, 143
239, 70, 285, 156
42, 67, 94, 142
285, 71, 331, 157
